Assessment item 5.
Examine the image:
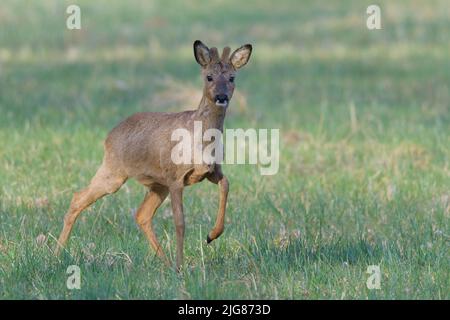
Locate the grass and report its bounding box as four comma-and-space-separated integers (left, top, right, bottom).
0, 0, 449, 299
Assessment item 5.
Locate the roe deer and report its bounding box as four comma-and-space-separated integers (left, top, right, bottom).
55, 40, 252, 270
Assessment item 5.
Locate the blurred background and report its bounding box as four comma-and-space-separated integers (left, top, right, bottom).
0, 0, 448, 299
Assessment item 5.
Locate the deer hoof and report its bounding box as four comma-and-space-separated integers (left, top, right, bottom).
206, 235, 213, 244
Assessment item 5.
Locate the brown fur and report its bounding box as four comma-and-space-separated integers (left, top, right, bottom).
55, 40, 252, 270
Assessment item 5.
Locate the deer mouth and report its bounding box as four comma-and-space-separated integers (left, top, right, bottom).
215, 98, 228, 107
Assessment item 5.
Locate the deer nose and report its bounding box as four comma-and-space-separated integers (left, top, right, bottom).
215, 94, 228, 103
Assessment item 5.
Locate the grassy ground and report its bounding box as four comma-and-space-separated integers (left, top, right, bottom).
0, 0, 449, 299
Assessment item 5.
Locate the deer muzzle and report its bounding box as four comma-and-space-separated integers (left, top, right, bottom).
215, 94, 229, 107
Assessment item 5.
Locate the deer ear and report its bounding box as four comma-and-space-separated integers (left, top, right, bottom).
230, 44, 252, 69
193, 40, 211, 67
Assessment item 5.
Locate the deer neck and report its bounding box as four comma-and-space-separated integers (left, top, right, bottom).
194, 94, 226, 132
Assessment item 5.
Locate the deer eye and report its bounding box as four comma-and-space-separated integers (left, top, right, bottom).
206, 75, 213, 82
229, 76, 235, 83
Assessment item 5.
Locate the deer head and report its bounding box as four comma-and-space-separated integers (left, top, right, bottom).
193, 40, 252, 108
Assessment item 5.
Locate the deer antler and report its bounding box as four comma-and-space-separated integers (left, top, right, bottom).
221, 47, 231, 62
209, 47, 220, 63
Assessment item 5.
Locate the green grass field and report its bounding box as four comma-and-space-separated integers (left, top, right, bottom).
0, 0, 449, 299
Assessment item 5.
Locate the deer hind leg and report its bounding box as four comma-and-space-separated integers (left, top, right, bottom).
55, 163, 126, 255
206, 172, 229, 244
135, 185, 170, 266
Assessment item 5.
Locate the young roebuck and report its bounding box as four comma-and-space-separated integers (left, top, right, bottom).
55, 40, 252, 270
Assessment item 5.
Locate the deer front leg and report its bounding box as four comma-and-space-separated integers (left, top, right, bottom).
169, 186, 185, 271
206, 174, 229, 244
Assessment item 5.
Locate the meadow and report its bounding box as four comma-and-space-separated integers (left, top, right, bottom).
0, 0, 448, 299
